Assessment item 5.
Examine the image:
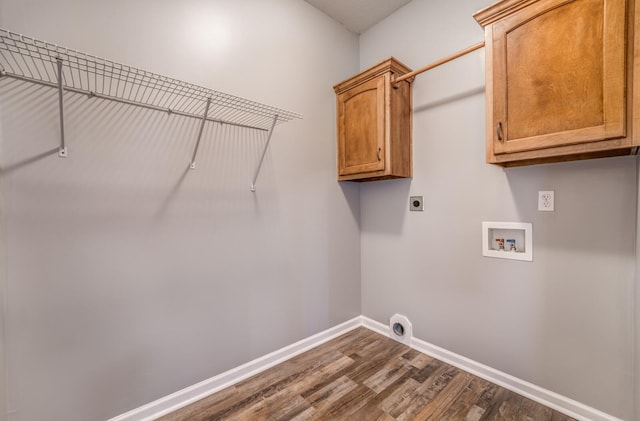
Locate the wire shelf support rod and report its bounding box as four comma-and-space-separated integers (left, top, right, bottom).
189, 97, 212, 170
56, 57, 67, 157
251, 115, 278, 192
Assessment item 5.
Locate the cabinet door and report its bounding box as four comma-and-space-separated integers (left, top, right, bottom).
491, 0, 626, 155
337, 76, 385, 176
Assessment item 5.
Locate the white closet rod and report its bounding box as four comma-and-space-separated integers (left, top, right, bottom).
3, 71, 276, 132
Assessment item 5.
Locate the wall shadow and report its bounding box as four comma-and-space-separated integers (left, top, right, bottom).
0, 147, 59, 175
154, 165, 191, 220
413, 86, 485, 114
359, 178, 411, 235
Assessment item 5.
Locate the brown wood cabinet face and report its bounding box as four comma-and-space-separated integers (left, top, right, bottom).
338, 76, 385, 176
475, 0, 638, 166
334, 57, 413, 181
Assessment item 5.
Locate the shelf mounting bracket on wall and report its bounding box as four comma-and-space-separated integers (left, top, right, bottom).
189, 97, 212, 170
55, 57, 67, 157
250, 114, 278, 192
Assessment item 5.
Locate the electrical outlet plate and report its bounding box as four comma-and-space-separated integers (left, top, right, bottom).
538, 190, 554, 211
409, 196, 423, 211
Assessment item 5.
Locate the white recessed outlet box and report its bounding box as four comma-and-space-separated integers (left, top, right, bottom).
538, 190, 555, 211
482, 221, 533, 262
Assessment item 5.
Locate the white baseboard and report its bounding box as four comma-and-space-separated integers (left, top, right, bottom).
108, 316, 362, 421
362, 316, 622, 421
111, 315, 622, 421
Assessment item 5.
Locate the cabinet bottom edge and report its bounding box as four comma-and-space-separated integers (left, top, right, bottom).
489, 147, 638, 167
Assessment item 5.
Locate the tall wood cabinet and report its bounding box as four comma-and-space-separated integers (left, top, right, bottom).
474, 0, 640, 166
334, 58, 413, 181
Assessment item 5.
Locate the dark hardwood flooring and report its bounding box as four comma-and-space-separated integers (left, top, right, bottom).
159, 327, 575, 421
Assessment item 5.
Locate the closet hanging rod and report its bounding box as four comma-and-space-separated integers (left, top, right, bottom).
393, 41, 485, 85
2, 73, 269, 131
0, 28, 302, 132
1, 72, 276, 132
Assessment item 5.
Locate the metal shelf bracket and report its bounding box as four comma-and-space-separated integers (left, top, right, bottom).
189, 97, 212, 170
56, 57, 67, 157
250, 115, 278, 192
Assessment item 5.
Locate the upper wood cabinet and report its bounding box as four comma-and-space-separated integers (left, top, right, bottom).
474, 0, 640, 166
334, 58, 413, 181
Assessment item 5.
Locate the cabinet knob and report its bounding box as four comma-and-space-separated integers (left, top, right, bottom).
497, 121, 504, 142
377, 148, 382, 161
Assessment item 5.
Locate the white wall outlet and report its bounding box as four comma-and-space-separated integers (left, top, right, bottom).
538, 190, 555, 211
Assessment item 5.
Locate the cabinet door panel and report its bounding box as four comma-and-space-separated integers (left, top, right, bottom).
338, 77, 385, 175
492, 0, 626, 154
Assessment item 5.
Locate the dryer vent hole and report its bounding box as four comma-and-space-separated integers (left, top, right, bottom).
393, 322, 405, 337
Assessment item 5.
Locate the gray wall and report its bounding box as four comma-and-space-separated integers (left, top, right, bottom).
0, 6, 7, 420
0, 1, 361, 420
359, 0, 636, 419
636, 155, 640, 421
1, 1, 638, 420
0, 90, 7, 421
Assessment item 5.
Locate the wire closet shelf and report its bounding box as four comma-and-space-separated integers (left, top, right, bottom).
0, 28, 302, 190
0, 28, 302, 131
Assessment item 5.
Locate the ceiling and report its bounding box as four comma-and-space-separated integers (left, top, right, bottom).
304, 0, 412, 34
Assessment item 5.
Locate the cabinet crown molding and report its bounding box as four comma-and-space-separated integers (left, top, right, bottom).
474, 0, 541, 27
334, 57, 412, 95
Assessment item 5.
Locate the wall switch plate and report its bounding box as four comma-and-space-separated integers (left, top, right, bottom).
410, 196, 423, 211
538, 190, 555, 211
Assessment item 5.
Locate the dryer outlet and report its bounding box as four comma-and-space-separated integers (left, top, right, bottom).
389, 314, 412, 345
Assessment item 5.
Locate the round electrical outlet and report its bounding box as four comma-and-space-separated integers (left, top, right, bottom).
409, 196, 423, 211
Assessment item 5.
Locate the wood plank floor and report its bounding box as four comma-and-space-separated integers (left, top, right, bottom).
159, 327, 575, 421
